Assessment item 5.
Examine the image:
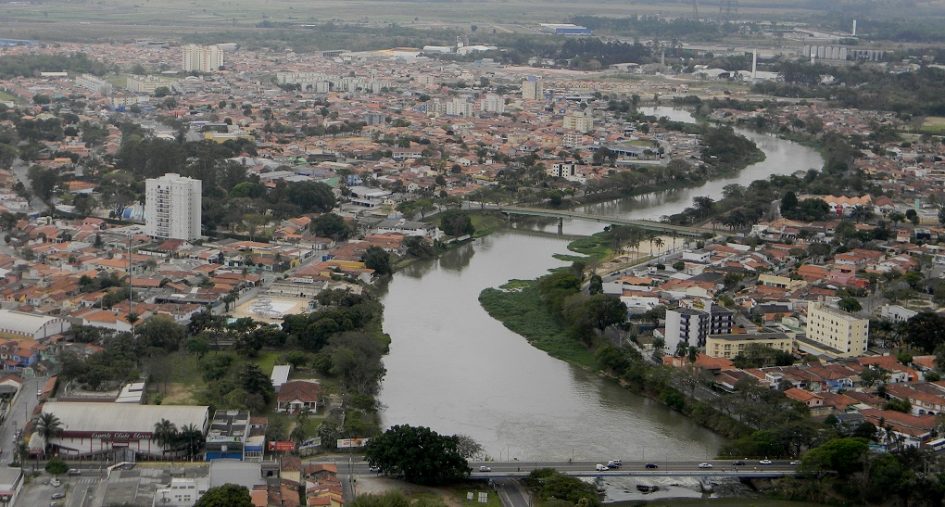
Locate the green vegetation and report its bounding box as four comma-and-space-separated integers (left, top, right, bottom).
524, 468, 601, 507
45, 457, 68, 475
194, 484, 253, 507
365, 425, 470, 485
439, 210, 475, 237
351, 492, 446, 507
480, 279, 596, 368
0, 52, 114, 78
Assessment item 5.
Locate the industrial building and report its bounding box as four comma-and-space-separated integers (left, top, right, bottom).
34, 402, 210, 460
539, 23, 592, 36
0, 309, 70, 341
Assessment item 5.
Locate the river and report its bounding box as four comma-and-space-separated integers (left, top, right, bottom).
378, 107, 824, 465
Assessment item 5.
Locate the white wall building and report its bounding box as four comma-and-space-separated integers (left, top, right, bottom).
804, 302, 869, 358
145, 173, 202, 240
182, 45, 224, 72
480, 93, 506, 114
152, 477, 210, 507
75, 74, 113, 96
521, 75, 543, 100
0, 309, 70, 340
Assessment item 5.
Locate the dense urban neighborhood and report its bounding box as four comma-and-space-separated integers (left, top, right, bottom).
2, 1, 945, 505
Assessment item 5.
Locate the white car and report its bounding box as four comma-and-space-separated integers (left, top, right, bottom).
698, 463, 713, 469
595, 464, 609, 471
789, 460, 801, 465
50, 478, 61, 487
479, 465, 492, 472
759, 459, 773, 465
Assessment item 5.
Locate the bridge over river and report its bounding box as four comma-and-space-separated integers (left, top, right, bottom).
485, 205, 716, 237
323, 458, 799, 479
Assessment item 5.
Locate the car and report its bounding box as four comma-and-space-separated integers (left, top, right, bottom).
594, 464, 609, 471
479, 465, 492, 472
759, 459, 773, 465
644, 463, 658, 469
50, 478, 61, 487
789, 460, 801, 465
733, 461, 746, 466
67, 469, 81, 476
368, 466, 381, 473
698, 463, 713, 469
608, 459, 622, 468
51, 492, 65, 500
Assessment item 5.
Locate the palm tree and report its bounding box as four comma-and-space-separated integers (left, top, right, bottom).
179, 423, 203, 460
653, 237, 665, 255
153, 419, 178, 457
36, 412, 63, 456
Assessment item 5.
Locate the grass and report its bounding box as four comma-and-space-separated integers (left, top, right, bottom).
479, 279, 596, 368
0, 90, 20, 104
449, 484, 503, 507
566, 233, 614, 260
468, 212, 506, 238
920, 116, 945, 134
256, 351, 280, 375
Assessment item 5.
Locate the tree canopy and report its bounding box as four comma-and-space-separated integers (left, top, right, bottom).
194, 484, 253, 507
364, 425, 469, 485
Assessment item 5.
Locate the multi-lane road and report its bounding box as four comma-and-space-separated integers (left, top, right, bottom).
326, 458, 799, 478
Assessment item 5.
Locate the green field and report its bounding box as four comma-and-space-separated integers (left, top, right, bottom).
920, 116, 945, 134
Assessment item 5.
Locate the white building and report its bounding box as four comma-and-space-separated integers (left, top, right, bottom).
563, 110, 594, 133
0, 309, 70, 340
152, 477, 210, 507
145, 173, 202, 240
804, 302, 869, 358
126, 75, 177, 94
182, 44, 224, 72
480, 93, 506, 114
521, 75, 543, 101
36, 402, 209, 460
75, 74, 113, 96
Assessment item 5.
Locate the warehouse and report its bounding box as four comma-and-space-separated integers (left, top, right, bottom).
0, 309, 70, 340
33, 402, 210, 460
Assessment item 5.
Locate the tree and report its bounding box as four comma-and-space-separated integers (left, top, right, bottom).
194, 484, 253, 507
311, 213, 350, 241
153, 86, 170, 97
286, 181, 336, 213
364, 425, 469, 485
454, 434, 484, 459
439, 210, 474, 237
362, 246, 392, 276
36, 412, 63, 455
239, 364, 275, 406
45, 457, 68, 475
153, 418, 178, 456
799, 438, 868, 477
27, 165, 59, 201
904, 312, 945, 353
838, 296, 862, 313
588, 274, 603, 295
780, 191, 798, 215
137, 315, 186, 352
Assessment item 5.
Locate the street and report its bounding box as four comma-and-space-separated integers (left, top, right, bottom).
0, 375, 43, 464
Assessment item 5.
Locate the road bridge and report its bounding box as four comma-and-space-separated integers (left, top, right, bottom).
323, 458, 799, 480
495, 206, 714, 237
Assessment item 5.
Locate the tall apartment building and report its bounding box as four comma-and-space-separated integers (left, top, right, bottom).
521, 75, 543, 101
445, 97, 474, 117
182, 44, 224, 72
480, 93, 506, 114
563, 110, 594, 133
664, 304, 734, 349
804, 302, 869, 358
145, 173, 202, 240
125, 75, 176, 94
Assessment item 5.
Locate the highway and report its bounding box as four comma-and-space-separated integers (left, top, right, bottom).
319, 458, 799, 479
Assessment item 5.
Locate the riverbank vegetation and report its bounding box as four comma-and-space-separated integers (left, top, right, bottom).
523, 468, 601, 507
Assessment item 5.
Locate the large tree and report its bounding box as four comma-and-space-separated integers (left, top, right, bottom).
36, 412, 63, 455
439, 210, 474, 237
362, 246, 392, 276
364, 425, 469, 485
905, 312, 945, 353
311, 213, 350, 240
194, 484, 253, 507
136, 315, 186, 352
286, 181, 336, 213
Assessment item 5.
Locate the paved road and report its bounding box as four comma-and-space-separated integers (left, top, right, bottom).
493, 478, 530, 507
0, 375, 44, 464
317, 459, 799, 478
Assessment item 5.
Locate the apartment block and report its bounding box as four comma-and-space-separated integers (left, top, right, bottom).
145, 173, 202, 240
